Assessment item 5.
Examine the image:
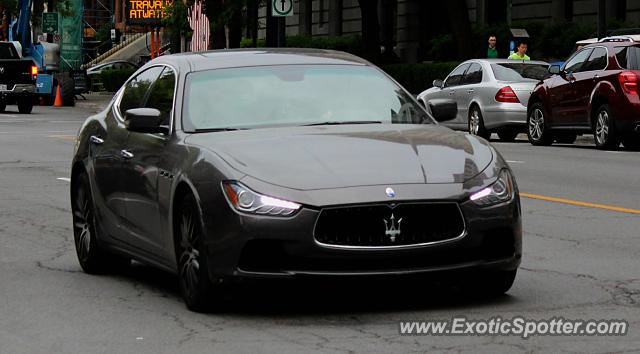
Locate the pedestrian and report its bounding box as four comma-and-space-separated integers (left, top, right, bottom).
487, 35, 499, 58
508, 41, 530, 60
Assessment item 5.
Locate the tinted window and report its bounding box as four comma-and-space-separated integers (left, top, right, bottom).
462, 63, 482, 84
183, 65, 432, 130
491, 63, 550, 81
563, 49, 592, 74
444, 64, 470, 87
615, 46, 640, 69
119, 66, 163, 116
145, 67, 176, 125
582, 47, 608, 71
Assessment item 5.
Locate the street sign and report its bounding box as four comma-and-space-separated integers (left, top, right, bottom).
272, 0, 293, 17
43, 12, 58, 33
110, 29, 116, 40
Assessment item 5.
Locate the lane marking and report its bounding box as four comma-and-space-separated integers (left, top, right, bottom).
57, 177, 71, 182
0, 113, 18, 118
521, 192, 640, 215
506, 160, 525, 164
48, 135, 76, 141
0, 130, 74, 134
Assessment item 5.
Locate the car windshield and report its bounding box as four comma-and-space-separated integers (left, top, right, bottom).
183, 64, 432, 131
491, 63, 550, 81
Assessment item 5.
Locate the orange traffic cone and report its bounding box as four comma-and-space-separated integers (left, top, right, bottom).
54, 84, 63, 107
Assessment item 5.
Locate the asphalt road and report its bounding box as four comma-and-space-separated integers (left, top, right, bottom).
1, 102, 639, 353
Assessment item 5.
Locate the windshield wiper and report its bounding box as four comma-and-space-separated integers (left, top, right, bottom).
193, 127, 246, 132
302, 120, 382, 126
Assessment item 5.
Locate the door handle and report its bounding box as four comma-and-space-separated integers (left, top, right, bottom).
593, 74, 599, 80
468, 89, 474, 94
448, 90, 455, 95
120, 149, 134, 159
89, 135, 104, 145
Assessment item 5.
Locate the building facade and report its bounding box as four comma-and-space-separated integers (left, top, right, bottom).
258, 0, 639, 62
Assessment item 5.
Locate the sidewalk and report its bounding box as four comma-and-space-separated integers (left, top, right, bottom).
75, 92, 114, 113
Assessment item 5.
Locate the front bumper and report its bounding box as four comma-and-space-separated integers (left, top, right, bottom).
201, 193, 522, 281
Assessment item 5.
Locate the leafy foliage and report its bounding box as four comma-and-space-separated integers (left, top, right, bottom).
100, 68, 137, 92
381, 62, 460, 94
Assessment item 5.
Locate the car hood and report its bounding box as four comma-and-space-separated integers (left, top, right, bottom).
186, 124, 493, 190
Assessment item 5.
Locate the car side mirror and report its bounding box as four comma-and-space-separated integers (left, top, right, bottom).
433, 79, 444, 89
428, 99, 457, 122
124, 108, 167, 134
548, 65, 561, 75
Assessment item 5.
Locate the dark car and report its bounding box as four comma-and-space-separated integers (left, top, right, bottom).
71, 49, 522, 311
527, 39, 640, 149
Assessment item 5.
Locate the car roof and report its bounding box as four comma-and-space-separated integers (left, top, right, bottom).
465, 58, 549, 65
148, 48, 371, 72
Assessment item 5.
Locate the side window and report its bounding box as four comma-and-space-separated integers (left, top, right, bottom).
462, 63, 482, 84
118, 66, 163, 117
563, 49, 592, 74
616, 46, 640, 70
615, 47, 628, 68
144, 67, 176, 125
581, 47, 608, 72
444, 64, 470, 88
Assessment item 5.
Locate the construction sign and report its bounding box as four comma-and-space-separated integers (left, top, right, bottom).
126, 0, 173, 25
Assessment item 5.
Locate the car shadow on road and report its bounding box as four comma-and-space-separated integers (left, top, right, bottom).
110, 262, 518, 315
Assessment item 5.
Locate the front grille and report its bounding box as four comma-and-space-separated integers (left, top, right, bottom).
314, 203, 465, 248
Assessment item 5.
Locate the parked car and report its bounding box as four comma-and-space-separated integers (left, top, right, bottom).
70, 49, 522, 311
86, 60, 139, 91
86, 60, 139, 76
417, 59, 550, 141
527, 40, 640, 149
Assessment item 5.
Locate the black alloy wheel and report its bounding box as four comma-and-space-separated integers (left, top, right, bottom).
177, 194, 218, 312
72, 173, 129, 274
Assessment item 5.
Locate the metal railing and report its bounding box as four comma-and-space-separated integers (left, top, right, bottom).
81, 32, 145, 69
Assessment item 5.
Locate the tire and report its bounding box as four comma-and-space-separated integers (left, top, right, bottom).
61, 73, 75, 107
468, 106, 491, 140
497, 129, 519, 142
593, 104, 619, 150
527, 102, 554, 146
621, 136, 640, 151
176, 194, 219, 312
554, 133, 577, 144
72, 173, 129, 274
17, 98, 33, 114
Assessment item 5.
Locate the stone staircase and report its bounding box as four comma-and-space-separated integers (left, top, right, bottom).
81, 33, 145, 69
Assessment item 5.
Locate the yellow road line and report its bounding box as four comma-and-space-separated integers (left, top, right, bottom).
48, 135, 76, 141
521, 192, 640, 215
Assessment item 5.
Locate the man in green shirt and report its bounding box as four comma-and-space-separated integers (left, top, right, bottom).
508, 41, 530, 60
487, 35, 498, 58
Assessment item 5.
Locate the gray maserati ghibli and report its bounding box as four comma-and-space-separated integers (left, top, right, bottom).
70, 49, 522, 311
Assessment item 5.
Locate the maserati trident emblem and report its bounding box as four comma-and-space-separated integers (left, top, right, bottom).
0, 67, 4, 74
383, 213, 402, 242
385, 187, 395, 198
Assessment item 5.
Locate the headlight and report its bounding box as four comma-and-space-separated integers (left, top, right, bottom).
222, 181, 301, 216
469, 169, 514, 207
